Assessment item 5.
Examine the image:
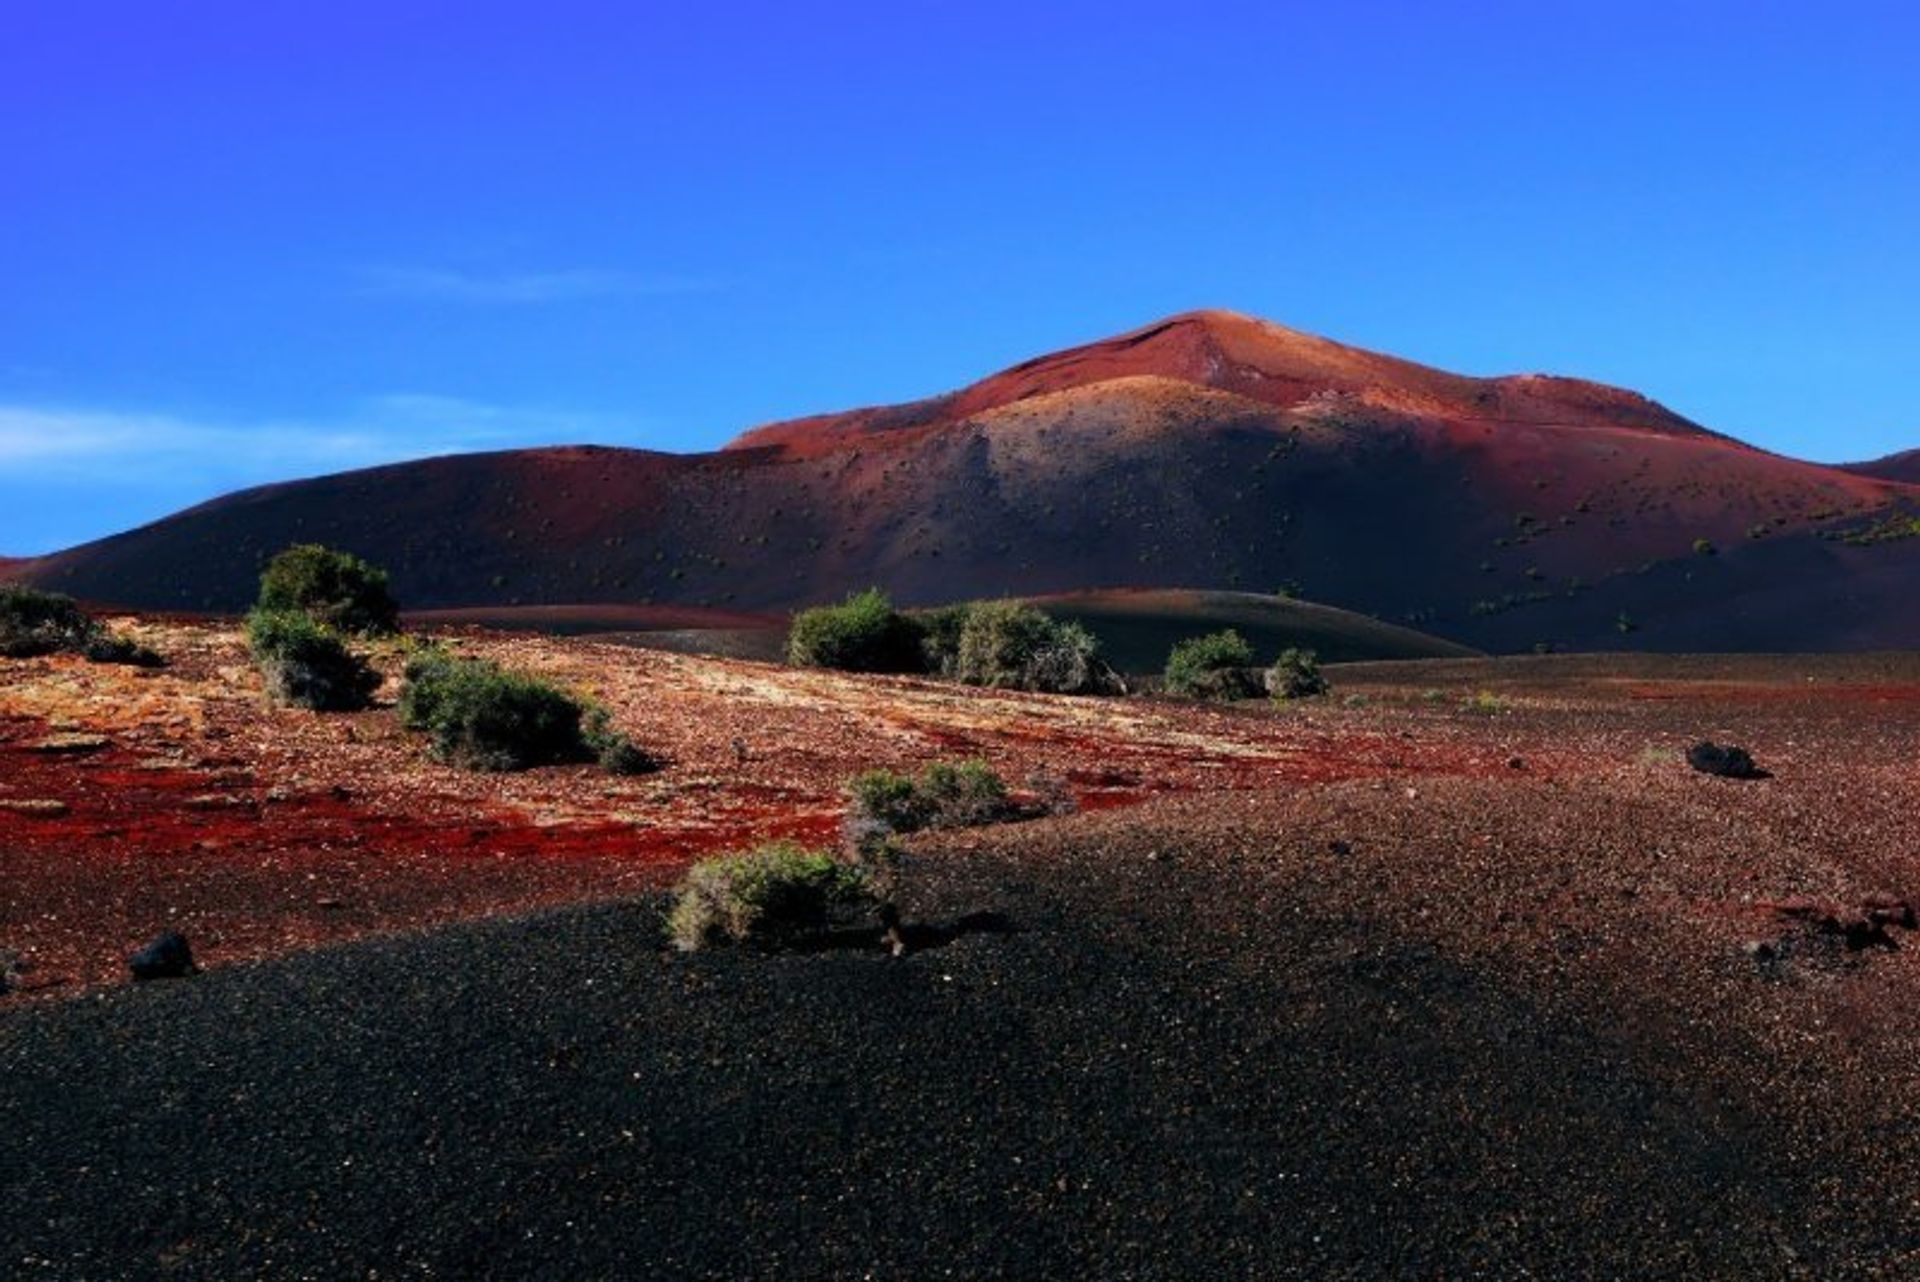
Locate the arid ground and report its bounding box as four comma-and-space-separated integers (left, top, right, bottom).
8, 623, 1920, 1274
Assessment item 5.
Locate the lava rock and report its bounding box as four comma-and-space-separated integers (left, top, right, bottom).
0, 799, 70, 817
1863, 894, 1917, 931
29, 733, 110, 755
1686, 741, 1763, 779
128, 931, 198, 981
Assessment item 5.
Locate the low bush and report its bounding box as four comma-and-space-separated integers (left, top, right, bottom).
917, 759, 1012, 827
846, 768, 923, 838
257, 543, 400, 636
847, 758, 1013, 839
951, 600, 1117, 694
395, 644, 461, 729
786, 588, 926, 673
399, 648, 587, 770
82, 631, 165, 668
1164, 629, 1262, 700
914, 603, 972, 677
1, 585, 97, 657
667, 843, 876, 951
584, 705, 657, 776
1266, 647, 1328, 700
0, 585, 161, 666
399, 646, 651, 774
247, 609, 380, 711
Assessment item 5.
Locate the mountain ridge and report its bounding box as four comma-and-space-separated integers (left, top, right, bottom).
1840, 447, 1920, 485
724, 309, 1721, 456
11, 310, 1919, 653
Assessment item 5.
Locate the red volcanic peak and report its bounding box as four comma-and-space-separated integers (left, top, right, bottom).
725, 309, 1713, 455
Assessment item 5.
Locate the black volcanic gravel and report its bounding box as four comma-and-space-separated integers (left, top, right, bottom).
0, 819, 1856, 1280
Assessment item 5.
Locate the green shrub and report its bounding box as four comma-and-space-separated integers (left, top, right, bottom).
584, 705, 656, 776
1266, 647, 1328, 700
0, 585, 165, 668
257, 544, 400, 636
396, 644, 461, 729
847, 768, 926, 836
81, 632, 165, 668
914, 604, 973, 676
847, 758, 1013, 839
785, 588, 926, 673
399, 649, 588, 771
1, 585, 102, 658
951, 601, 1116, 694
397, 647, 651, 775
1460, 690, 1509, 716
1164, 629, 1261, 700
918, 759, 1012, 827
247, 609, 380, 711
667, 843, 876, 951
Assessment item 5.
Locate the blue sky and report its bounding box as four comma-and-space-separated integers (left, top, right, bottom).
3, 1, 1915, 554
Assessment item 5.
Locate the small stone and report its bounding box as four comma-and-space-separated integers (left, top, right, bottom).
0, 799, 69, 817
1687, 741, 1763, 779
129, 931, 198, 981
1862, 894, 1917, 931
28, 733, 109, 755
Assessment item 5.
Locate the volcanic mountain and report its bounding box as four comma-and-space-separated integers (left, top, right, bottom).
13, 309, 1920, 651
1841, 448, 1920, 485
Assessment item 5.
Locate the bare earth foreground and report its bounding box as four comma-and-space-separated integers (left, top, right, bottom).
7, 622, 1920, 1276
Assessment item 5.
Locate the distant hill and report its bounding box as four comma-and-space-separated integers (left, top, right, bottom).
1022, 589, 1476, 672
12, 309, 1920, 652
592, 589, 1477, 671
1840, 448, 1920, 485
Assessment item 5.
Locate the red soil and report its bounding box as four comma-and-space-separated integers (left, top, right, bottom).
0, 621, 1555, 1000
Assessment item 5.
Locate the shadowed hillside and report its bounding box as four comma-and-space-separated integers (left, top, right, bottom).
591, 589, 1477, 669
1842, 448, 1920, 484
14, 310, 1920, 652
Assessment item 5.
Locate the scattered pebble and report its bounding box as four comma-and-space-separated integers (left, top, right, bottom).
128, 931, 198, 981
28, 733, 110, 755
0, 799, 70, 817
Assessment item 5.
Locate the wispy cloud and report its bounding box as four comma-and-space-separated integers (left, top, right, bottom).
0, 394, 638, 484
354, 265, 716, 304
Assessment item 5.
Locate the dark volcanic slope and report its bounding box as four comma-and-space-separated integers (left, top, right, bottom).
0, 840, 1831, 1277
1841, 446, 1920, 484
15, 310, 1920, 651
